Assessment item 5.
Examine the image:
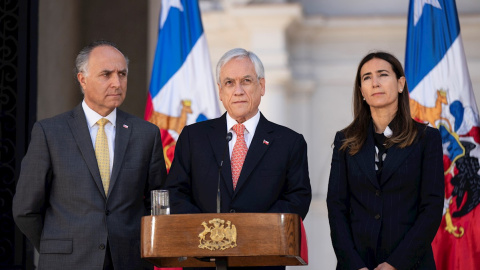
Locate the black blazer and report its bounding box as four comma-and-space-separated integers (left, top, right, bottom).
327, 121, 444, 270
165, 113, 312, 219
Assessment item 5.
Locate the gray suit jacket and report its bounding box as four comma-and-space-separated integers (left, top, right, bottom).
13, 104, 167, 270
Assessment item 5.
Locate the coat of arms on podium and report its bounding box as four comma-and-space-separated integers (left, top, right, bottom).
198, 218, 237, 250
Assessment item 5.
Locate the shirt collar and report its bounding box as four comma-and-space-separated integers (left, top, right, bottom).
384, 125, 393, 137
82, 100, 117, 128
226, 110, 261, 134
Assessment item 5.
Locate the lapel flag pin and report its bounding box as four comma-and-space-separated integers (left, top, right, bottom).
263, 139, 269, 145
123, 124, 128, 129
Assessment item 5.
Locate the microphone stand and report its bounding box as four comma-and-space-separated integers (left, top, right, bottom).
217, 132, 232, 213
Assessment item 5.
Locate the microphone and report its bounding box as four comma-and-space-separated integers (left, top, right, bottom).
217, 132, 233, 213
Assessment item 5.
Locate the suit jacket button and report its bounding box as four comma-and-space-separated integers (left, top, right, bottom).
99, 244, 106, 250
105, 210, 110, 216
375, 190, 381, 196
375, 214, 381, 220
230, 209, 235, 213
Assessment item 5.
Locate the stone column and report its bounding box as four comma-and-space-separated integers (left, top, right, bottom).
229, 4, 302, 126
38, 0, 82, 120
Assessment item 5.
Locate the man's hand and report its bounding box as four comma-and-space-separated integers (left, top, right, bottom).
374, 262, 396, 270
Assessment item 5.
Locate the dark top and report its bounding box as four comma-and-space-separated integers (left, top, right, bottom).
327, 120, 444, 270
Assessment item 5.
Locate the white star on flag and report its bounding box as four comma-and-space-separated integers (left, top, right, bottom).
414, 0, 442, 26
160, 0, 184, 28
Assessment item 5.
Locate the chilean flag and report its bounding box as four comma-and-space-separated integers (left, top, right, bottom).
405, 0, 480, 269
145, 0, 221, 172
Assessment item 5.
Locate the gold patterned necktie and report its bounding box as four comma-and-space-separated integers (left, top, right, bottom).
95, 118, 110, 196
231, 124, 248, 190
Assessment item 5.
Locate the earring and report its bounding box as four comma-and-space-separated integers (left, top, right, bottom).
363, 97, 366, 101
399, 89, 403, 93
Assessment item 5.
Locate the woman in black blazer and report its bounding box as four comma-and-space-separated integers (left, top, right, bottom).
327, 51, 444, 270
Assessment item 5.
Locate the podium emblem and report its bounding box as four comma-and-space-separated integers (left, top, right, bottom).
198, 218, 237, 250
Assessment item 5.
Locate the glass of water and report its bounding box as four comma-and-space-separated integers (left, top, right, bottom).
151, 190, 170, 215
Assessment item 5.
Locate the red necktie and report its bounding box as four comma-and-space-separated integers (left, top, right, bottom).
231, 124, 248, 189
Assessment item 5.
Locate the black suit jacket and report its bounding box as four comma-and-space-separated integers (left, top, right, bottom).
165, 113, 311, 218
13, 104, 167, 270
164, 113, 311, 270
327, 122, 444, 270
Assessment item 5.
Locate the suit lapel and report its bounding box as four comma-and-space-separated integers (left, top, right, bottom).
234, 113, 273, 195
352, 122, 379, 188
68, 104, 106, 198
207, 114, 234, 196
380, 143, 415, 186
109, 110, 132, 196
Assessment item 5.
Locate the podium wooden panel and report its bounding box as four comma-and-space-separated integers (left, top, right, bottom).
141, 213, 306, 268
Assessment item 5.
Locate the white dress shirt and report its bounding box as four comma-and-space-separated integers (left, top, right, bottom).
82, 100, 116, 174
374, 125, 393, 171
226, 110, 261, 158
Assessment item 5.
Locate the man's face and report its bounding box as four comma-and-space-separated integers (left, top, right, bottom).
77, 45, 127, 116
218, 57, 265, 123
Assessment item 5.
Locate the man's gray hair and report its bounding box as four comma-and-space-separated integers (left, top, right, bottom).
216, 48, 264, 84
75, 40, 129, 76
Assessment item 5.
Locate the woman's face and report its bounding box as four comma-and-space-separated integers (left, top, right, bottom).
359, 58, 405, 113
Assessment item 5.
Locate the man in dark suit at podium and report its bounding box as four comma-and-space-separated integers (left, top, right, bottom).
164, 48, 312, 270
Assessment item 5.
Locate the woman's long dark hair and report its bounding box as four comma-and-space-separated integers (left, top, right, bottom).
340, 51, 418, 155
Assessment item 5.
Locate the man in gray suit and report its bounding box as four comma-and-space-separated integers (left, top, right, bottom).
12, 40, 167, 269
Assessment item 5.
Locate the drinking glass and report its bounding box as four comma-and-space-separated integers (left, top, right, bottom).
151, 190, 170, 215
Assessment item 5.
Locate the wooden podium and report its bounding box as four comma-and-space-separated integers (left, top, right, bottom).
141, 213, 307, 269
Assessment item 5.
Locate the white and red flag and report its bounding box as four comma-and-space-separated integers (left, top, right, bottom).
405, 0, 480, 269
145, 0, 220, 171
